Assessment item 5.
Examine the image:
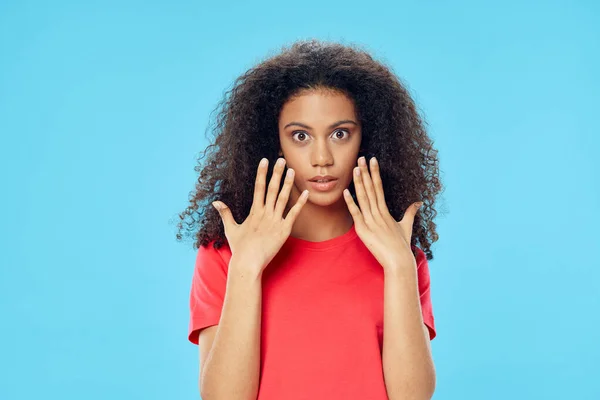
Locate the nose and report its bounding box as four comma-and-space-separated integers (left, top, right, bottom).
311, 139, 333, 167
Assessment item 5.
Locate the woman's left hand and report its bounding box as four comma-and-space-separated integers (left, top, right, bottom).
343, 156, 423, 272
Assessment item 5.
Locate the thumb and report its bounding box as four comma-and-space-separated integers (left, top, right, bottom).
212, 201, 235, 228
401, 201, 423, 226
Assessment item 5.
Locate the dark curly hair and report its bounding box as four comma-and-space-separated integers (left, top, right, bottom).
175, 39, 444, 261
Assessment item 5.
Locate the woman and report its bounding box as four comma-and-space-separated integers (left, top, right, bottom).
177, 39, 443, 399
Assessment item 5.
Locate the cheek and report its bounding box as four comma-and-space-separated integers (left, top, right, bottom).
282, 160, 303, 184
343, 156, 359, 174
280, 149, 306, 172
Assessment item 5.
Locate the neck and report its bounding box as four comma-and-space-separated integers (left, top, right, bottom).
286, 193, 354, 242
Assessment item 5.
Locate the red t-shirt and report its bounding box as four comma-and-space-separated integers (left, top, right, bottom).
188, 223, 436, 399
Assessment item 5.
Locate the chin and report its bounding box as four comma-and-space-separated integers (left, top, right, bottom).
305, 190, 345, 207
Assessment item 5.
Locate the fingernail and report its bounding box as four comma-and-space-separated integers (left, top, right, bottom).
212, 201, 221, 210
416, 202, 423, 209
260, 158, 267, 167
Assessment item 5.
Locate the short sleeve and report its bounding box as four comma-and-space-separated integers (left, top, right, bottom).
415, 247, 436, 340
187, 242, 230, 345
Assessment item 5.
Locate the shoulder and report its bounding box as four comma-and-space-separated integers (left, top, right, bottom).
411, 245, 427, 267
411, 245, 431, 287
195, 240, 233, 272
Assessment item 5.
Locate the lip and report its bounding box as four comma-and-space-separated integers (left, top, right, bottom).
308, 179, 338, 192
308, 175, 337, 182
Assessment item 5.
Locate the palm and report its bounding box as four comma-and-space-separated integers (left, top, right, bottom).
343, 156, 422, 270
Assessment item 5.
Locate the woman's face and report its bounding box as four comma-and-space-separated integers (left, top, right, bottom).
278, 89, 362, 207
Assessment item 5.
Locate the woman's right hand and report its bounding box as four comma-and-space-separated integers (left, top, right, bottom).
212, 157, 309, 275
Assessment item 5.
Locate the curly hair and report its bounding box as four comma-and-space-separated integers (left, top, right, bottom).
175, 39, 444, 261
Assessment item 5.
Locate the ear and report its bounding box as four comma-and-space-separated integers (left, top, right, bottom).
278, 149, 283, 156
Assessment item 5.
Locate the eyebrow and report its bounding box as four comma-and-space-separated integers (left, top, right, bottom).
283, 120, 358, 130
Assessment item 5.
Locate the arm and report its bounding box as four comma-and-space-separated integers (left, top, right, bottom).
199, 256, 263, 400
381, 266, 436, 400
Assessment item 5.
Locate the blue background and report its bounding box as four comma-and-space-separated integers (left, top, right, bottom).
1, 0, 598, 399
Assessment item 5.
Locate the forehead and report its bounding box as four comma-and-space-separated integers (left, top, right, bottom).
279, 89, 357, 121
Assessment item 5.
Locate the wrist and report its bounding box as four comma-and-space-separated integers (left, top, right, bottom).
228, 256, 264, 283
383, 263, 417, 279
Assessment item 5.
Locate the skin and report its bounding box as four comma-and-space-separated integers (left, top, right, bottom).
201, 88, 435, 400
278, 88, 362, 242
277, 88, 435, 398
345, 156, 435, 399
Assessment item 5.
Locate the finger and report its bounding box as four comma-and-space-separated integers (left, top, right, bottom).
343, 189, 365, 228
274, 167, 294, 217
353, 165, 372, 220
212, 201, 237, 231
369, 157, 394, 221
358, 156, 381, 220
252, 158, 268, 212
265, 158, 286, 211
283, 189, 309, 225
400, 202, 423, 232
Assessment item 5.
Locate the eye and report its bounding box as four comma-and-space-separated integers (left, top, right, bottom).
332, 128, 350, 140
291, 128, 351, 143
291, 131, 309, 142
